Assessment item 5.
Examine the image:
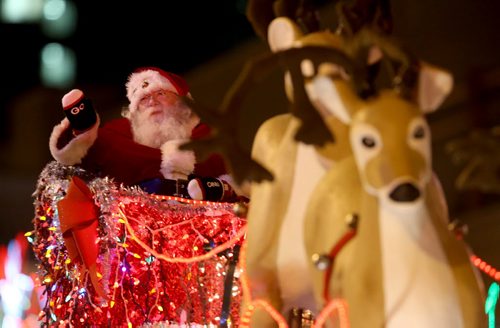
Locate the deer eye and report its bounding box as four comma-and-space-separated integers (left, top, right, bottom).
362, 136, 376, 148
413, 126, 425, 139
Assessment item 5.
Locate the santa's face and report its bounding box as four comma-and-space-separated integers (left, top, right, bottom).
129, 89, 199, 148
137, 89, 180, 123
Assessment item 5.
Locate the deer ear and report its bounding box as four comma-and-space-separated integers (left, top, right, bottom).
267, 17, 304, 52
310, 77, 360, 124
418, 62, 453, 113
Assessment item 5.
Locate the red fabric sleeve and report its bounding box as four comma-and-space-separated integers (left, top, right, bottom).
80, 120, 229, 185
81, 118, 164, 185
191, 122, 212, 140
191, 123, 228, 178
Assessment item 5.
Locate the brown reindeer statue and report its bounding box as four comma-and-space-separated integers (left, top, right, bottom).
240, 16, 487, 327
178, 1, 487, 325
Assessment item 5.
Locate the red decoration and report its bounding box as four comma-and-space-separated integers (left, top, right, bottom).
30, 162, 246, 327
470, 255, 500, 282
57, 176, 104, 298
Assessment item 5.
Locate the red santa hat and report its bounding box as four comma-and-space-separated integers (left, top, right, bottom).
126, 67, 190, 113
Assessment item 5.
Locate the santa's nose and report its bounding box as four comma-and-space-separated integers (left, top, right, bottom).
145, 95, 158, 106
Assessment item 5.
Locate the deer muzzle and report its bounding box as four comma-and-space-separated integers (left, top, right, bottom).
389, 182, 421, 202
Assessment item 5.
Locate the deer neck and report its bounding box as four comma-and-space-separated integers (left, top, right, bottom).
375, 193, 463, 327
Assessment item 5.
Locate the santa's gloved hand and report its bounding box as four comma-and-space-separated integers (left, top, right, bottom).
62, 89, 98, 134
187, 176, 238, 202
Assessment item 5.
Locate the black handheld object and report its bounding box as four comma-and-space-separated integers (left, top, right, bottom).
188, 176, 237, 202
62, 89, 97, 133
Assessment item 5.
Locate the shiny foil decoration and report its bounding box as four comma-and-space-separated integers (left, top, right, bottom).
30, 162, 246, 327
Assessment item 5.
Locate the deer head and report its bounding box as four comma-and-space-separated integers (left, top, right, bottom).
268, 16, 453, 204
309, 68, 452, 205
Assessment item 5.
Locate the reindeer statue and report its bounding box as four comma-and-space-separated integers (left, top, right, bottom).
241, 16, 487, 328
180, 1, 487, 326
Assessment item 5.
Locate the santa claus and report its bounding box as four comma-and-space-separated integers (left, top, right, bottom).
49, 66, 239, 201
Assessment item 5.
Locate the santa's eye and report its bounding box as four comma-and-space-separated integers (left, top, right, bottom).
362, 136, 376, 148
139, 95, 151, 103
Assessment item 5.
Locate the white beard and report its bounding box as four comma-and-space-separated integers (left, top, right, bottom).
129, 101, 198, 148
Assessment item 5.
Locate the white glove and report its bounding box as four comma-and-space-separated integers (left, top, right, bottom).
160, 139, 195, 180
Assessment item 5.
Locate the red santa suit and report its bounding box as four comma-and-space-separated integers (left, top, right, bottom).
49, 117, 227, 187
49, 67, 241, 201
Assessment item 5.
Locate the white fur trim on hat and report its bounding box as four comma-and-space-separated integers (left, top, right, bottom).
160, 139, 196, 180
126, 70, 178, 113
49, 117, 100, 165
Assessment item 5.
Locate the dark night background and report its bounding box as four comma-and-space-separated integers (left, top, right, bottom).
0, 0, 255, 139
0, 0, 499, 289
70, 1, 253, 82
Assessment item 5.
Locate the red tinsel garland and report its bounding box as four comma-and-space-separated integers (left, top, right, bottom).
30, 162, 246, 327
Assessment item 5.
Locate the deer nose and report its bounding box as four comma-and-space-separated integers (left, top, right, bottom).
389, 182, 421, 202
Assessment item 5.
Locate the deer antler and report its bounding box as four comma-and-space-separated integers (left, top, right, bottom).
343, 28, 420, 99
183, 30, 421, 185
246, 0, 324, 41
182, 45, 357, 184
335, 0, 393, 36
184, 1, 418, 185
